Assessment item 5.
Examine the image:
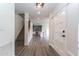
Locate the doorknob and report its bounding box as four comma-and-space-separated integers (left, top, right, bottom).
62, 30, 65, 37
62, 30, 65, 33
62, 35, 66, 37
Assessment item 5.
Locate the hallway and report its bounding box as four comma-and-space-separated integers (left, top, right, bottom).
15, 3, 79, 56
15, 29, 59, 56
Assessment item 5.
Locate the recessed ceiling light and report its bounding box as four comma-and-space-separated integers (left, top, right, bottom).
37, 11, 40, 14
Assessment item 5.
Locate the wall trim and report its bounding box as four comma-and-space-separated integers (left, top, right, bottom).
49, 43, 74, 56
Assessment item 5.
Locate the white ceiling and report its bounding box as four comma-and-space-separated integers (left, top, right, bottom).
15, 3, 60, 20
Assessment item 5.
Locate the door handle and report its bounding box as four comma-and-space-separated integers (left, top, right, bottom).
62, 35, 66, 37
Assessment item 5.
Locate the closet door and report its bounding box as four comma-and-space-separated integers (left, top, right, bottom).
53, 7, 67, 50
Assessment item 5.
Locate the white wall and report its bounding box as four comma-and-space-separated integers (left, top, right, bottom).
24, 13, 33, 45
28, 21, 33, 44
49, 3, 78, 56
66, 4, 78, 55
24, 13, 29, 45
78, 5, 79, 55
0, 4, 15, 55
78, 24, 79, 56
42, 20, 49, 39
15, 14, 24, 39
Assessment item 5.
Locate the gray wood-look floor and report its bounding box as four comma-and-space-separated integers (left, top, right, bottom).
15, 27, 24, 55
15, 28, 59, 56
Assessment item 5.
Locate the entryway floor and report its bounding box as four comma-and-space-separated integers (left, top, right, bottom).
15, 28, 59, 56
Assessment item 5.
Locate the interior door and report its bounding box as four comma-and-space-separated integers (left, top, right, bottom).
53, 8, 67, 50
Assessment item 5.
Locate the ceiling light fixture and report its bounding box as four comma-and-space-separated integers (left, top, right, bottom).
36, 3, 44, 8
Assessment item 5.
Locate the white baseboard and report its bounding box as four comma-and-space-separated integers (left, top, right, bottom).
49, 43, 74, 56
